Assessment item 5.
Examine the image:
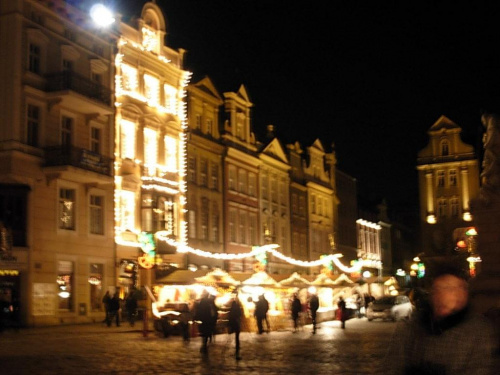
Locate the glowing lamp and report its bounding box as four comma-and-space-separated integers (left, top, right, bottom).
90, 4, 115, 27
465, 227, 478, 236
456, 240, 467, 249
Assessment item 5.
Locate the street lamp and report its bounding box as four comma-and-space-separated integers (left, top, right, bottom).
90, 3, 115, 27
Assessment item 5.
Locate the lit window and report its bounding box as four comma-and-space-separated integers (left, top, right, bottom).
89, 195, 104, 235
164, 136, 178, 172
164, 85, 177, 114
27, 104, 40, 147
144, 74, 159, 106
90, 126, 101, 154
89, 263, 103, 312
120, 190, 135, 231
121, 64, 138, 92
57, 260, 74, 311
144, 128, 158, 175
120, 120, 136, 159
59, 188, 75, 230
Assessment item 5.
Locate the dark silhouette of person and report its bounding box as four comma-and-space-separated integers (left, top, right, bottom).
338, 296, 347, 329
309, 293, 319, 334
291, 293, 301, 332
107, 291, 121, 327
125, 292, 138, 326
102, 291, 111, 323
207, 294, 218, 343
228, 292, 243, 360
254, 294, 269, 334
179, 303, 192, 342
194, 291, 213, 354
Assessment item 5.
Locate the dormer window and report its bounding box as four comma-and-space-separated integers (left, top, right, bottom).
142, 25, 159, 53
441, 140, 449, 156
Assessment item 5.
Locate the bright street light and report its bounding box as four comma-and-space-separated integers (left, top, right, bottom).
90, 3, 115, 27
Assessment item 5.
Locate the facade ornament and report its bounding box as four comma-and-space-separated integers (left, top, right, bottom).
480, 113, 500, 203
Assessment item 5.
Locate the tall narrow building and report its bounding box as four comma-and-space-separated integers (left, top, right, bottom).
0, 0, 115, 325
417, 115, 480, 258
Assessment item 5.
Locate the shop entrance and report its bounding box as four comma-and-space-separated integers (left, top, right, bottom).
0, 270, 21, 330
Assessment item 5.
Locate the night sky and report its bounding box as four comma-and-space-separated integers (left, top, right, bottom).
118, 1, 500, 223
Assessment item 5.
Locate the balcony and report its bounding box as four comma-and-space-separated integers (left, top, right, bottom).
44, 146, 113, 179
45, 71, 113, 115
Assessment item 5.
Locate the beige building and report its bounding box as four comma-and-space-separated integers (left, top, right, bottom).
0, 0, 115, 325
113, 3, 191, 290
259, 126, 291, 273
417, 115, 480, 257
221, 86, 261, 272
185, 77, 225, 270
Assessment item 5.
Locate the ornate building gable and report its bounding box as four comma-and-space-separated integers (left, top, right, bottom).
304, 139, 330, 184
261, 138, 289, 166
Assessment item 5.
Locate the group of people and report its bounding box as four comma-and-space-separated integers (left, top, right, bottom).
102, 290, 138, 327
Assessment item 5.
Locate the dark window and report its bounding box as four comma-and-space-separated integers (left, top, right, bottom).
29, 43, 41, 74
0, 185, 29, 247
27, 104, 40, 147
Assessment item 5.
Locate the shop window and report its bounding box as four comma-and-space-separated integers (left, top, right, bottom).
57, 260, 74, 311
89, 263, 103, 312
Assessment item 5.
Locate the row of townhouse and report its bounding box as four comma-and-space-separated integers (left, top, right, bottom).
0, 0, 363, 327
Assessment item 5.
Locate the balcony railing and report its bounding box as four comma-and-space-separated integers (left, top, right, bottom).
45, 71, 112, 106
44, 146, 112, 176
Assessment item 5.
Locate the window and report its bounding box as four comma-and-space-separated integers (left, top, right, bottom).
438, 199, 447, 217
212, 203, 219, 242
121, 64, 138, 93
437, 170, 445, 187
299, 196, 305, 216
188, 157, 196, 183
164, 136, 178, 172
144, 74, 159, 106
236, 113, 245, 140
90, 126, 101, 154
292, 193, 298, 213
141, 193, 153, 233
188, 210, 196, 238
200, 158, 208, 187
262, 174, 268, 200
143, 128, 158, 175
59, 188, 76, 230
61, 116, 73, 149
238, 169, 246, 194
62, 59, 73, 72
229, 209, 237, 243
89, 263, 103, 312
211, 163, 219, 190
120, 190, 135, 231
228, 166, 236, 191
164, 84, 177, 114
318, 197, 323, 216
27, 104, 40, 147
248, 173, 256, 197
311, 195, 316, 214
249, 215, 257, 245
120, 120, 136, 159
89, 195, 104, 235
441, 140, 449, 156
270, 176, 277, 203
449, 169, 457, 187
201, 198, 209, 240
195, 114, 202, 130
239, 212, 246, 244
450, 198, 459, 216
57, 260, 74, 311
0, 185, 28, 247
206, 119, 213, 134
28, 43, 41, 74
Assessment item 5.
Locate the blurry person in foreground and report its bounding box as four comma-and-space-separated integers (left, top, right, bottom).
386, 265, 496, 375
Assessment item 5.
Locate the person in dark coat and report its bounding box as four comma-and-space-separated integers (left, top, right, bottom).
195, 291, 213, 354
291, 293, 301, 332
207, 294, 218, 343
309, 293, 319, 334
107, 291, 121, 327
228, 292, 243, 360
102, 291, 111, 323
254, 294, 269, 334
337, 296, 347, 329
125, 292, 138, 327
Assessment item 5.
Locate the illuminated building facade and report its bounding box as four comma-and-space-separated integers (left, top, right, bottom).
113, 3, 191, 290
0, 0, 115, 325
185, 77, 225, 270
221, 86, 261, 272
356, 219, 383, 277
258, 125, 291, 273
417, 115, 480, 257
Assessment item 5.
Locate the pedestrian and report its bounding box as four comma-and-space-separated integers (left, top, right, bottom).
207, 293, 218, 343
309, 292, 319, 334
227, 292, 243, 360
102, 290, 111, 323
337, 296, 347, 329
107, 291, 121, 327
291, 293, 301, 332
194, 291, 213, 354
254, 294, 269, 334
386, 264, 496, 375
125, 292, 138, 327
179, 302, 192, 342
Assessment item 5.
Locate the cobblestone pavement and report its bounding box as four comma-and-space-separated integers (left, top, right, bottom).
1, 318, 397, 375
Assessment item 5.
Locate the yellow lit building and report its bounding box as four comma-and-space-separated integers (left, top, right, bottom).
113, 3, 191, 291
417, 115, 480, 257
0, 0, 115, 325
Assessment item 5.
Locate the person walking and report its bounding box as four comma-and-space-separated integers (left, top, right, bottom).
125, 292, 138, 327
309, 292, 319, 334
208, 294, 218, 343
386, 265, 496, 374
291, 293, 301, 332
107, 291, 121, 327
254, 294, 269, 334
337, 296, 347, 329
227, 292, 243, 360
194, 291, 213, 354
102, 291, 111, 323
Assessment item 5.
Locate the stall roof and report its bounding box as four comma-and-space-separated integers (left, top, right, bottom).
277, 272, 311, 288
242, 271, 279, 286
311, 273, 335, 286
195, 268, 240, 286
155, 269, 208, 284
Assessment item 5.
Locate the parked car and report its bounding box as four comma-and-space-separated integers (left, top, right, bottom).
366, 295, 413, 322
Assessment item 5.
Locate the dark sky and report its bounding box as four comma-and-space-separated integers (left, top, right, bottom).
119, 1, 500, 222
